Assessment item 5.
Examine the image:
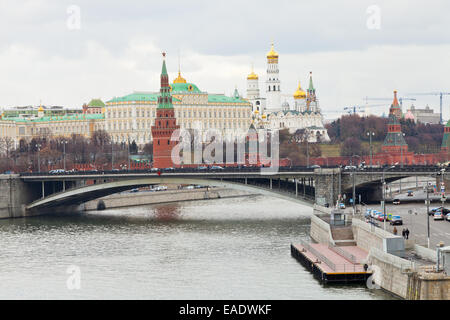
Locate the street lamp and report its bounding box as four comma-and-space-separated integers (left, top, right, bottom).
382, 165, 395, 230
35, 143, 42, 172
400, 133, 406, 168
111, 140, 114, 170
351, 154, 361, 215
366, 131, 375, 168
62, 140, 68, 171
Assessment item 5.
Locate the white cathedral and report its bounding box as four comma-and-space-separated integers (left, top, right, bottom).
245, 43, 330, 143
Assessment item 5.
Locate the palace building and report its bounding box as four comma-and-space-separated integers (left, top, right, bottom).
105, 66, 252, 145
0, 105, 105, 147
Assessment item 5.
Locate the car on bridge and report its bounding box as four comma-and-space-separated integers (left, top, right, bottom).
210, 166, 224, 170
392, 199, 401, 205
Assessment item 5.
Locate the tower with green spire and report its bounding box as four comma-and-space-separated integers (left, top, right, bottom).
151, 53, 180, 168
306, 72, 318, 112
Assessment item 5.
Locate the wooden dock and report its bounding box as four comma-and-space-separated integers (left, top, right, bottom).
291, 242, 372, 284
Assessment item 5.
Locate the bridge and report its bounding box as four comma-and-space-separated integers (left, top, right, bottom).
0, 165, 445, 218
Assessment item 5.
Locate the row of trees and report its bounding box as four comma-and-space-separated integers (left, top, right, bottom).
0, 130, 144, 173
325, 114, 444, 156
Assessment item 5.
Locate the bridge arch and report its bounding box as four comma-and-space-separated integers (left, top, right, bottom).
26, 177, 313, 213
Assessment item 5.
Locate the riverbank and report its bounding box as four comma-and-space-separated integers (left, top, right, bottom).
297, 205, 450, 299
82, 187, 256, 211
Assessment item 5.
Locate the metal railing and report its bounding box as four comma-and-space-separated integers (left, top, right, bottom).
300, 240, 337, 271
300, 240, 366, 273
328, 244, 359, 264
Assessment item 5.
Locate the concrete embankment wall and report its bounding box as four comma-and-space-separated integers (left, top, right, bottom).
0, 175, 40, 218
368, 247, 414, 299
352, 218, 404, 256
310, 205, 334, 245
413, 244, 437, 262
83, 188, 255, 211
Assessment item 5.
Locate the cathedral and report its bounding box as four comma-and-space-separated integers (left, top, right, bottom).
246, 43, 330, 143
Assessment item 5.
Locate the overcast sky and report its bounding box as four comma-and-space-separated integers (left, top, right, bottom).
1, 0, 449, 120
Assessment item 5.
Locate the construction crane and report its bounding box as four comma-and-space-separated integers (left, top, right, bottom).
363, 95, 416, 108
406, 92, 450, 124
343, 104, 386, 115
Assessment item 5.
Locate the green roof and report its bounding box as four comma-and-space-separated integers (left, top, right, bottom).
88, 99, 105, 107
170, 82, 201, 93
107, 92, 182, 104
208, 94, 249, 104
3, 113, 104, 123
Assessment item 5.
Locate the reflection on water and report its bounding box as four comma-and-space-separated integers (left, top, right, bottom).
0, 196, 394, 300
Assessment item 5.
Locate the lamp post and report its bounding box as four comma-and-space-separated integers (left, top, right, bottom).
366, 131, 375, 168
382, 165, 395, 230
127, 137, 131, 171
111, 140, 114, 170
351, 154, 361, 215
62, 140, 68, 171
35, 143, 41, 172
401, 133, 406, 168
426, 182, 431, 248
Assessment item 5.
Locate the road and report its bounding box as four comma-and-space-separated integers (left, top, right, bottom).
362, 200, 450, 248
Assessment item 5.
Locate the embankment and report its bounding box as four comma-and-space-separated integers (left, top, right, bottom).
82, 187, 256, 211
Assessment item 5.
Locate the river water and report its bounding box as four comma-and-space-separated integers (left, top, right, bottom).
0, 195, 393, 299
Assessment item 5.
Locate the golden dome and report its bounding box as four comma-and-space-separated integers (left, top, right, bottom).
247, 71, 258, 80
38, 106, 44, 112
293, 81, 306, 99
267, 43, 278, 60
173, 71, 187, 84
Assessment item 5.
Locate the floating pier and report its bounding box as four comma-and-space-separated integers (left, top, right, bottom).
291, 242, 372, 284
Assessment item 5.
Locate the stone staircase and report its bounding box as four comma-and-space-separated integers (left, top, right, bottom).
331, 226, 356, 246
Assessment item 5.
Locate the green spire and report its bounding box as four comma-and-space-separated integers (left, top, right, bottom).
308, 72, 315, 92
161, 59, 168, 76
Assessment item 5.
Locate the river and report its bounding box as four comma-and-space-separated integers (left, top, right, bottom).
0, 195, 393, 299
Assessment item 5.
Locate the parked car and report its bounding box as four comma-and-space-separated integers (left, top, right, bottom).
390, 215, 403, 225
378, 213, 388, 222
339, 203, 346, 209
198, 166, 208, 170
163, 167, 175, 172
447, 214, 450, 222
150, 167, 159, 172
344, 165, 356, 170
210, 165, 224, 170
433, 211, 445, 220
431, 206, 450, 214
392, 199, 401, 205
407, 190, 413, 197
130, 188, 139, 193
310, 164, 321, 169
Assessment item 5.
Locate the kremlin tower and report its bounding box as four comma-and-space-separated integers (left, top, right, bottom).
389, 90, 403, 119
151, 53, 180, 169
265, 42, 281, 112
381, 91, 408, 155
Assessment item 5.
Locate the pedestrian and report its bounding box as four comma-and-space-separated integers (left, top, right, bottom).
405, 228, 410, 240
402, 228, 406, 238
393, 226, 398, 235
